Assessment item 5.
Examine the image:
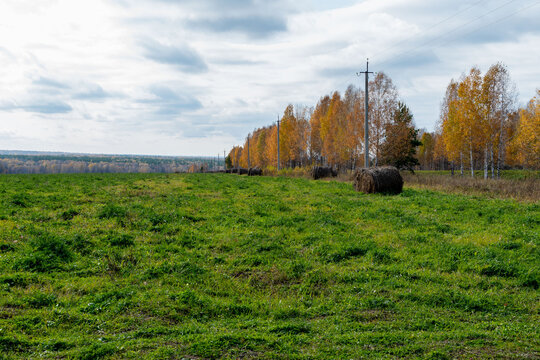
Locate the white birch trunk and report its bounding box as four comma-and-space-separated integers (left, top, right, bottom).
484, 146, 488, 179
460, 152, 464, 176
470, 149, 474, 177
490, 147, 494, 179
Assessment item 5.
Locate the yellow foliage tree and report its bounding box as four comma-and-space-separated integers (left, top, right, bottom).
509, 91, 540, 169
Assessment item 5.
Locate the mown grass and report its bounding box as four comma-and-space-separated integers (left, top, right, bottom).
0, 173, 538, 359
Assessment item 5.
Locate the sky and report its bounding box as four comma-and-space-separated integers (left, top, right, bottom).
0, 0, 538, 156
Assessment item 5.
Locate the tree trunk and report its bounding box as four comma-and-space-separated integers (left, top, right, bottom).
460, 152, 464, 176
451, 161, 454, 176
497, 114, 505, 179
470, 149, 474, 178
490, 147, 494, 179
484, 146, 488, 179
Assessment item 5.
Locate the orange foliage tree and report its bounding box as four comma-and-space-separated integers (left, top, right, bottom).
508, 91, 540, 169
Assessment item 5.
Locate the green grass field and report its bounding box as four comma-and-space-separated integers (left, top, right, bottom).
0, 173, 538, 359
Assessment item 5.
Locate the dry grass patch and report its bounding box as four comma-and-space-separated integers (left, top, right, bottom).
402, 173, 540, 201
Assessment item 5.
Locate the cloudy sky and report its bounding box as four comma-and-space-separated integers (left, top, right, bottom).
0, 0, 538, 156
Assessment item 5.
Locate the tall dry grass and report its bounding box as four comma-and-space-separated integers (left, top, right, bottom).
401, 172, 540, 202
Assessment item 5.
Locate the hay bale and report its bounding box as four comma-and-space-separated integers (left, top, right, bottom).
238, 168, 248, 175
353, 166, 403, 194
312, 166, 337, 180
248, 168, 262, 176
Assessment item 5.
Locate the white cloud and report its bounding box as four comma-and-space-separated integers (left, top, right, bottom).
0, 0, 538, 155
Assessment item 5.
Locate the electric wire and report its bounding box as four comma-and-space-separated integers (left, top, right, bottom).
374, 0, 528, 69
371, 0, 487, 60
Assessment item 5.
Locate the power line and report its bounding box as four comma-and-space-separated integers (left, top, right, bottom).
444, 1, 540, 46
372, 0, 487, 60
317, 1, 536, 110
333, 0, 511, 92
378, 0, 524, 66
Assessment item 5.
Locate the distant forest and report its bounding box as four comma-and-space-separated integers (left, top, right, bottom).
0, 153, 223, 174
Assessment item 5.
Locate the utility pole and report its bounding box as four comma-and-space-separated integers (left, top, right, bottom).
357, 59, 374, 168
247, 134, 251, 169
277, 116, 281, 171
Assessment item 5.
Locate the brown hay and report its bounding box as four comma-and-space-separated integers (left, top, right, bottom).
353, 166, 403, 194
248, 168, 262, 176
312, 166, 337, 180
401, 172, 540, 202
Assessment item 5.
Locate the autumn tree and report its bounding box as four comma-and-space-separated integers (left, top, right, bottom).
369, 72, 399, 166
508, 91, 540, 169
293, 106, 311, 167
310, 96, 330, 165
278, 104, 310, 168
481, 63, 517, 177
227, 146, 243, 169
254, 127, 269, 168
225, 154, 232, 169
432, 130, 448, 171
440, 79, 465, 173
343, 85, 365, 169
380, 102, 421, 171
439, 64, 519, 176
265, 124, 278, 168
418, 131, 435, 170
320, 92, 347, 167
457, 67, 485, 177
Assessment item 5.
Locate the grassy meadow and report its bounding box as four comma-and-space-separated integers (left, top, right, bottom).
0, 173, 538, 359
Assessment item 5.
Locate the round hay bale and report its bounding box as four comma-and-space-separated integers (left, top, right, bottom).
248, 168, 262, 176
353, 166, 403, 194
312, 166, 336, 180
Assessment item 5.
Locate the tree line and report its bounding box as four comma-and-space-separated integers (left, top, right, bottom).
421, 63, 539, 176
227, 73, 421, 172
0, 155, 218, 174
228, 64, 538, 174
